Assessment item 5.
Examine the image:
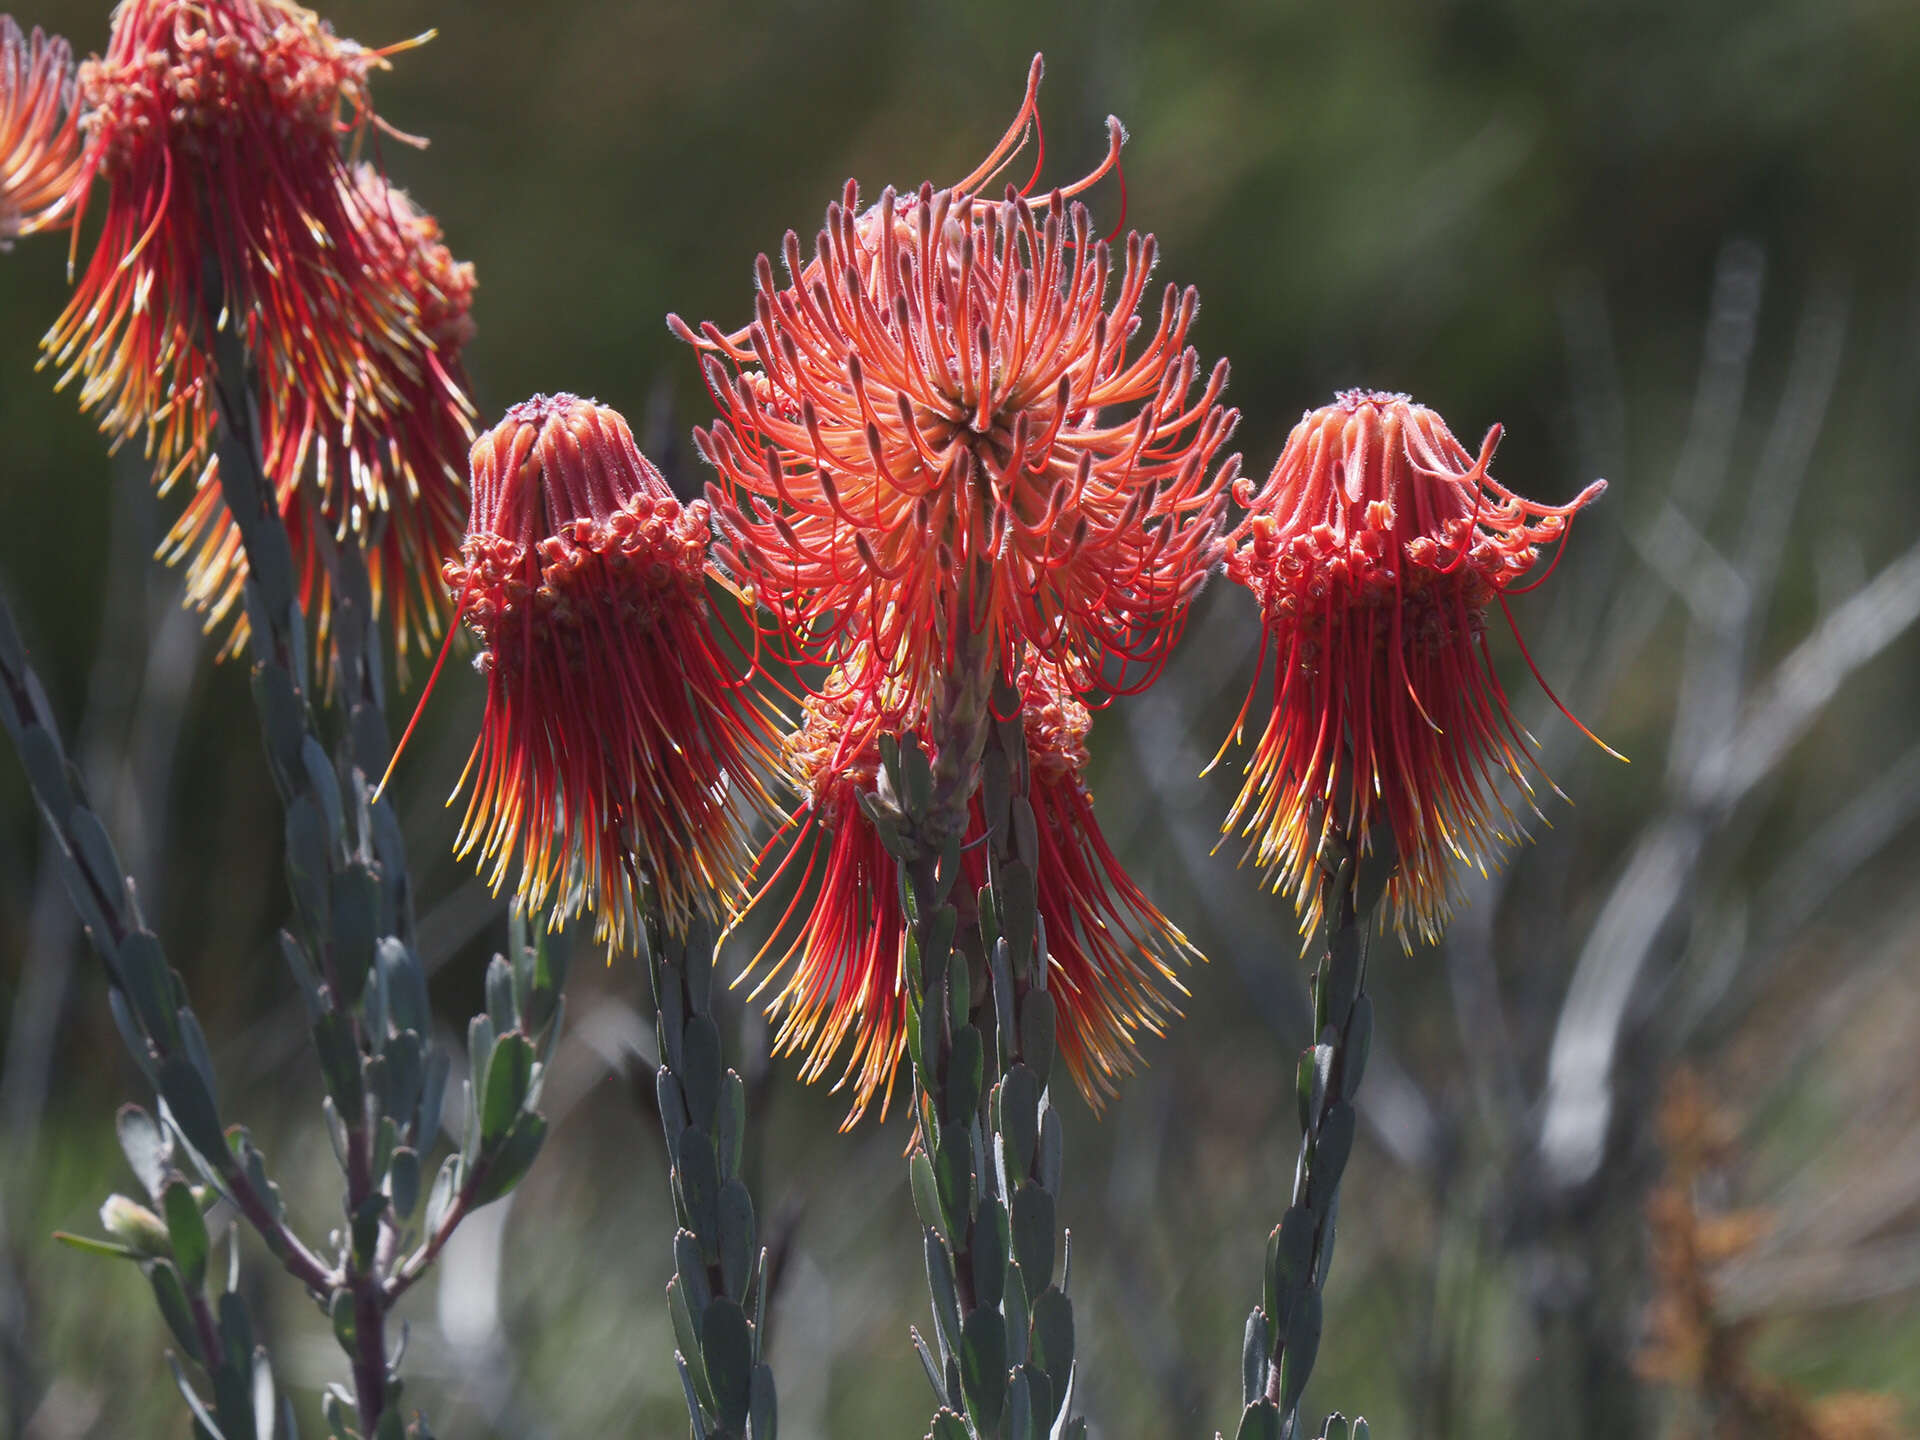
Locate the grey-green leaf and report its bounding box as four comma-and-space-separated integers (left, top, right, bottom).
681, 1016, 724, 1132
675, 1128, 721, 1254
970, 1194, 1007, 1311
1010, 1184, 1054, 1299
145, 1258, 202, 1362
1276, 1289, 1322, 1417
749, 1362, 776, 1440
1242, 1308, 1270, 1407
162, 1180, 209, 1293
1028, 1286, 1074, 1407
717, 1179, 755, 1299
1019, 990, 1056, 1086
700, 1299, 754, 1433
924, 1229, 961, 1356
480, 1034, 535, 1147
910, 1151, 947, 1246
468, 1112, 546, 1207
958, 1308, 1007, 1430
158, 1056, 228, 1173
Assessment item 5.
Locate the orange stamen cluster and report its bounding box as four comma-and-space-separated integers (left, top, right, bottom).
446, 395, 782, 948
1222, 390, 1607, 942
0, 18, 82, 245
745, 650, 1194, 1126
166, 164, 477, 662
678, 56, 1237, 717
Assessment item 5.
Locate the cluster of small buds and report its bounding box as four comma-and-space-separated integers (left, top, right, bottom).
452, 489, 712, 653
1018, 655, 1092, 782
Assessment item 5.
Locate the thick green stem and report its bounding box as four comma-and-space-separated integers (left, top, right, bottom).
1232, 821, 1377, 1440
645, 899, 778, 1440
895, 606, 1082, 1437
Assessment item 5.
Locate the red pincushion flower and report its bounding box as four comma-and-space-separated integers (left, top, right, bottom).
166, 163, 477, 664
745, 649, 1193, 1126
676, 55, 1237, 718
1, 18, 82, 246
44, 0, 418, 496
443, 395, 782, 948
1221, 390, 1608, 942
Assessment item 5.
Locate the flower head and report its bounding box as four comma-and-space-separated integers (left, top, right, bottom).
1, 18, 82, 246
444, 395, 782, 948
1222, 390, 1607, 942
677, 56, 1237, 719
165, 163, 477, 663
45, 0, 414, 487
745, 649, 1193, 1126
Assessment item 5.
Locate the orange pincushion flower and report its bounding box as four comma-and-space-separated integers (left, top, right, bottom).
165, 163, 477, 663
746, 650, 1193, 1126
677, 56, 1237, 717
444, 396, 782, 948
44, 0, 420, 498
1222, 390, 1607, 942
1, 18, 82, 245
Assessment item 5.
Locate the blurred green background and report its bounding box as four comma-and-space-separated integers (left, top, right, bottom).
6, 1, 1920, 1436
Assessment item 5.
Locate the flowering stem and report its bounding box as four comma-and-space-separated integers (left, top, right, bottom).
201, 318, 483, 1438
1232, 818, 1378, 1440
641, 898, 778, 1440
0, 594, 329, 1438
890, 610, 1081, 1437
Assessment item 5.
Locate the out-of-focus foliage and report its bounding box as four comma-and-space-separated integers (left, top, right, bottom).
5, 1, 1920, 1437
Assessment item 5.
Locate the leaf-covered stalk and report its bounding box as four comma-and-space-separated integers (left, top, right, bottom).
643, 905, 778, 1440
1229, 815, 1383, 1440
0, 320, 564, 1440
886, 591, 1082, 1440
1, 591, 310, 1440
